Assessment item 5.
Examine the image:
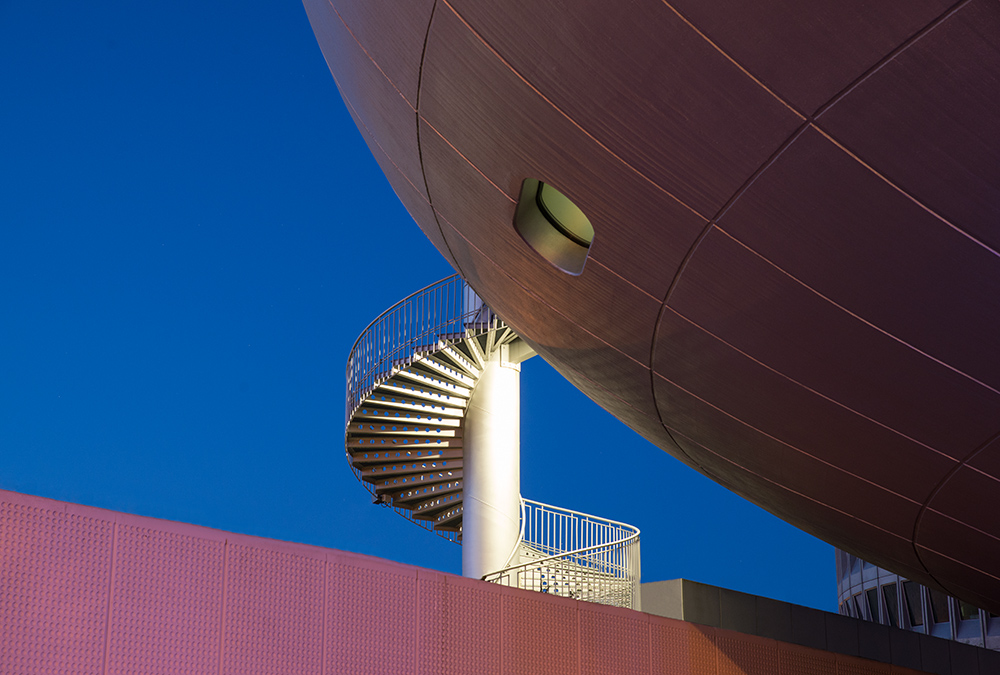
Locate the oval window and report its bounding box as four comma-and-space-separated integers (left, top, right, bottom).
514, 179, 593, 275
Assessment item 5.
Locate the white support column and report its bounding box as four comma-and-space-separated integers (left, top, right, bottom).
462, 345, 521, 580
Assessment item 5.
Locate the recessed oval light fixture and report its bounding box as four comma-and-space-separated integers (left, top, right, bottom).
514, 179, 593, 275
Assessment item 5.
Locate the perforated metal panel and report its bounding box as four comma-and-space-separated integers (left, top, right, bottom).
776, 643, 837, 675
580, 607, 650, 675
221, 544, 324, 675
503, 591, 578, 675
442, 578, 501, 675
0, 499, 112, 675
107, 525, 223, 675
416, 573, 447, 675
0, 490, 929, 675
326, 561, 416, 675
715, 634, 779, 675
650, 619, 716, 675
837, 656, 889, 675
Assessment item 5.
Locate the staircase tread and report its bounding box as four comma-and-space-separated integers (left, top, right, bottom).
361, 459, 462, 479
353, 409, 462, 425
416, 355, 477, 387
347, 437, 462, 449
373, 469, 464, 495
376, 382, 469, 406
348, 448, 462, 465
349, 425, 462, 438
389, 478, 463, 503
391, 368, 472, 396
359, 396, 465, 417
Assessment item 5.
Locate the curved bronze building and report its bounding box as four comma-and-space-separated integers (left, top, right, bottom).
304, 0, 1000, 613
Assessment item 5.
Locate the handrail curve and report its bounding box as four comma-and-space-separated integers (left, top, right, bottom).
483, 497, 641, 609
345, 274, 503, 425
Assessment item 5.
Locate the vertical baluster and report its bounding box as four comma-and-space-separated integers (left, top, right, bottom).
568, 515, 580, 551
610, 523, 615, 574
544, 507, 549, 554
535, 503, 539, 550
555, 510, 559, 555
540, 505, 544, 552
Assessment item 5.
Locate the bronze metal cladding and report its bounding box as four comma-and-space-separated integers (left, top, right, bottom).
304, 0, 1000, 613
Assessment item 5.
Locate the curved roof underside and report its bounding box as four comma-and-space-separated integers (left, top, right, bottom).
305, 0, 1000, 613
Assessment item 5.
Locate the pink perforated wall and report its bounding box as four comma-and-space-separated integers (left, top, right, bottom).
0, 489, 928, 675
108, 524, 223, 674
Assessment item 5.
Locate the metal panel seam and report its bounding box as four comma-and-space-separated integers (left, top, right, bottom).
813, 0, 971, 119
499, 593, 504, 675
669, 425, 915, 546
576, 601, 582, 675
648, 122, 810, 470
716, 224, 1000, 398
412, 569, 419, 675
217, 539, 229, 675
321, 560, 328, 675
414, 0, 464, 278
434, 209, 649, 370
658, 0, 805, 119
321, 0, 416, 110
436, 0, 707, 222
810, 123, 1000, 262
660, 303, 958, 463
101, 520, 118, 675
647, 619, 653, 675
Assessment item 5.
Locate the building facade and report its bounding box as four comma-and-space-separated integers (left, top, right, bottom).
303, 0, 1000, 616
837, 550, 1000, 652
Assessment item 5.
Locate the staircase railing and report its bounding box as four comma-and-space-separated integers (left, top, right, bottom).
346, 274, 503, 425
483, 498, 641, 610
345, 275, 504, 540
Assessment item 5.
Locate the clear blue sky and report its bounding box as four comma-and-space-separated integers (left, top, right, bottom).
0, 1, 833, 609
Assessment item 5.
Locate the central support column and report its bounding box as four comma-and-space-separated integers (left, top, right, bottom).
462, 346, 521, 580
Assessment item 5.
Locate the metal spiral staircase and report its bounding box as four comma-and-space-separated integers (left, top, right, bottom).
345, 275, 640, 609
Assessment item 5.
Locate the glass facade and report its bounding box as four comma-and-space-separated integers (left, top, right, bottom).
837, 549, 999, 651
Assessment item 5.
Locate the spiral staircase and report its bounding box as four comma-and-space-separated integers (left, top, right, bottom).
345, 275, 640, 609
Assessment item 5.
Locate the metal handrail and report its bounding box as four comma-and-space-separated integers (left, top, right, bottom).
345, 275, 503, 425
483, 497, 641, 609
344, 275, 506, 541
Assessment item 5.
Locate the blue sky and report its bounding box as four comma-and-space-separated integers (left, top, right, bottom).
0, 1, 833, 609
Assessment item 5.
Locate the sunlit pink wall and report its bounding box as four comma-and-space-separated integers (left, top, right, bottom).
0, 489, 922, 674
